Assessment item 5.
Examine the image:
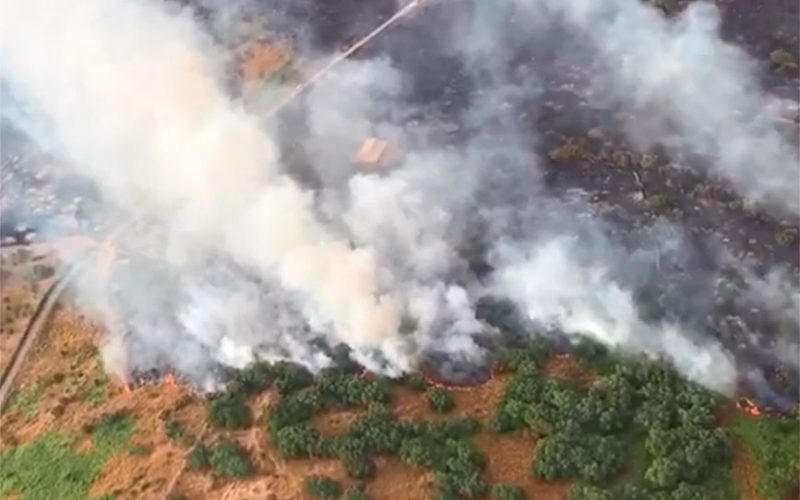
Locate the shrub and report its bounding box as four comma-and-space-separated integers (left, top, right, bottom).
345, 488, 367, 500
305, 475, 343, 499
28, 264, 55, 281
532, 433, 625, 483
187, 443, 209, 469
267, 389, 321, 439
570, 483, 612, 500
399, 438, 435, 467
316, 369, 391, 407
491, 399, 529, 433
426, 389, 455, 413
403, 374, 428, 392
273, 424, 320, 458
165, 420, 183, 440
491, 483, 525, 500
227, 361, 272, 396
127, 445, 150, 456
273, 362, 313, 395
208, 394, 250, 429
208, 441, 251, 477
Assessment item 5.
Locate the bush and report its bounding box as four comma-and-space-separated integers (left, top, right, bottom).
187, 443, 209, 469
570, 483, 612, 500
399, 437, 436, 467
532, 433, 625, 483
227, 361, 273, 396
165, 420, 183, 440
268, 389, 321, 439
208, 441, 251, 477
491, 483, 525, 500
426, 389, 455, 413
491, 399, 529, 433
345, 489, 367, 500
316, 369, 391, 407
305, 475, 343, 499
348, 410, 407, 454
273, 424, 320, 458
273, 362, 313, 395
403, 374, 428, 392
208, 394, 250, 429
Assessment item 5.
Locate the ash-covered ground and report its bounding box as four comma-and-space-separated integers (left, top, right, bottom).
1, 0, 798, 409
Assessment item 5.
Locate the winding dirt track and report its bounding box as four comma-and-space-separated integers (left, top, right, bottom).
0, 260, 83, 410
0, 226, 133, 411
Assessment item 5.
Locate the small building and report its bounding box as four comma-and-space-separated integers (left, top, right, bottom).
353, 137, 402, 170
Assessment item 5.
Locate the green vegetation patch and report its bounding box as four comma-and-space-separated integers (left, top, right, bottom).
489, 336, 735, 498
490, 483, 525, 500
306, 475, 344, 498
731, 413, 800, 499
425, 388, 455, 413
83, 362, 109, 406
8, 382, 42, 419
186, 441, 252, 477
770, 49, 798, 73
0, 412, 134, 500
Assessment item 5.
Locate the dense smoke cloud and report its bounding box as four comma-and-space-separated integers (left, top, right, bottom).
0, 0, 405, 358
535, 0, 800, 214
1, 0, 796, 396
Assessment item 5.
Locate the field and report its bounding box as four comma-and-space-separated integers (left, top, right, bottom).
0, 308, 797, 500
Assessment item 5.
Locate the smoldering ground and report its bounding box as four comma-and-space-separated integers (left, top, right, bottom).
0, 0, 797, 404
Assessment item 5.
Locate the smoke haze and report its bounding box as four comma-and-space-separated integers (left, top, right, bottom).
1, 0, 797, 398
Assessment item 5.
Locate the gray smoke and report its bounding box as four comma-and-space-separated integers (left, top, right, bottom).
1, 0, 796, 396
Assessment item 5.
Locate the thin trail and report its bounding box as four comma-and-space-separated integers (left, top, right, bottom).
264, 0, 425, 117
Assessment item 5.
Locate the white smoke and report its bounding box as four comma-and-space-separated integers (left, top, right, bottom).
0, 0, 403, 356
536, 0, 800, 214
1, 0, 795, 396
490, 236, 736, 393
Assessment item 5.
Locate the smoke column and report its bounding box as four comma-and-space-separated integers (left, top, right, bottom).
1, 0, 796, 396
536, 0, 800, 214
0, 0, 406, 362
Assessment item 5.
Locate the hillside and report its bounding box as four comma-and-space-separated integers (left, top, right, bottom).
0, 308, 797, 500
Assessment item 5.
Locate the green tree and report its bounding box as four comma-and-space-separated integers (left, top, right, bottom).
570, 483, 612, 500
187, 443, 209, 469
208, 441, 252, 477
208, 394, 250, 429
305, 475, 343, 499
491, 399, 529, 433
426, 389, 455, 413
272, 362, 313, 395
227, 361, 273, 396
399, 437, 435, 467
491, 483, 525, 500
268, 389, 321, 440
273, 424, 320, 458
345, 489, 368, 500
645, 456, 681, 489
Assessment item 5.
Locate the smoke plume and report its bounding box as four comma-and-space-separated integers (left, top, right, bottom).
1, 0, 797, 398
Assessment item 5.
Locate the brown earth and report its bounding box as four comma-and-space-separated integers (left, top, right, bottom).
0, 307, 779, 500
0, 245, 58, 377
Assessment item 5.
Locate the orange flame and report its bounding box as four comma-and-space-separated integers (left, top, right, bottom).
164, 372, 176, 387
122, 381, 132, 395
737, 398, 762, 417
420, 370, 481, 393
